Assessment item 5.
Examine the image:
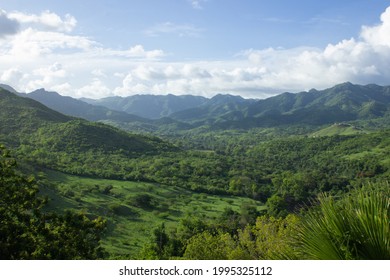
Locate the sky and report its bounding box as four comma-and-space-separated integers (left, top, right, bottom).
1, 0, 390, 99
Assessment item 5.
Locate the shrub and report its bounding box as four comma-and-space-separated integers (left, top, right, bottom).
297, 183, 390, 260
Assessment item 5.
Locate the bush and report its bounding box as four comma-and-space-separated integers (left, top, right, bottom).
297, 183, 390, 260
128, 194, 155, 209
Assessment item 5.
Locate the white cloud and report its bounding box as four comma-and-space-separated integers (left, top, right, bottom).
8, 10, 76, 32
76, 79, 111, 98
1, 67, 25, 85
361, 7, 390, 48
1, 28, 95, 59
2, 6, 390, 99
145, 22, 203, 37
51, 82, 73, 95
96, 45, 164, 59
33, 62, 67, 78
92, 69, 107, 78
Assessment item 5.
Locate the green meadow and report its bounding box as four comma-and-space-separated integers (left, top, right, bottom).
40, 169, 265, 257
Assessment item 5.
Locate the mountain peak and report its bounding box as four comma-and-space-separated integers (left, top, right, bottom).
29, 88, 61, 97
209, 94, 244, 104
331, 82, 357, 91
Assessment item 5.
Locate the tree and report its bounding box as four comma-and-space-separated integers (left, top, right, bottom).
296, 184, 390, 260
183, 231, 236, 260
234, 214, 301, 260
0, 145, 106, 259
138, 223, 182, 260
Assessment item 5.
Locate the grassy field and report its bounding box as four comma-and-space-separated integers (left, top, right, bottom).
39, 169, 265, 258
310, 123, 367, 137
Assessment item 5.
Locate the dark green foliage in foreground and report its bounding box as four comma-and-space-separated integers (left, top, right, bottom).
297, 184, 390, 260
0, 145, 106, 259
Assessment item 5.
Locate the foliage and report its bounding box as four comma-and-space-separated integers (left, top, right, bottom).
181, 214, 300, 260
296, 184, 390, 260
183, 231, 236, 260
0, 145, 106, 259
2, 86, 390, 260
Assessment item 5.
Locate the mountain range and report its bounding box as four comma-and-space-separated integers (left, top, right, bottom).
80, 94, 209, 119
1, 82, 390, 133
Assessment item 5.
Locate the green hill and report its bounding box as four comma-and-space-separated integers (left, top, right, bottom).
0, 88, 176, 178
0, 88, 72, 138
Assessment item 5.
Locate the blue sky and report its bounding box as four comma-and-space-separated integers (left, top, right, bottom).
1, 0, 390, 98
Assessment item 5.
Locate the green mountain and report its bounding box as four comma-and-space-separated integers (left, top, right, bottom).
0, 88, 72, 138
247, 82, 390, 122
0, 85, 195, 134
0, 88, 175, 176
82, 94, 209, 119
22, 88, 147, 123
169, 82, 390, 129
0, 83, 19, 94
170, 94, 254, 124
3, 82, 390, 135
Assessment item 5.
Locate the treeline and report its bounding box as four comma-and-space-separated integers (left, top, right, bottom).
12, 128, 390, 216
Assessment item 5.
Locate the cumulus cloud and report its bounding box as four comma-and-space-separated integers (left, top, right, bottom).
109, 4, 390, 98
97, 45, 164, 60
361, 7, 390, 48
0, 10, 20, 38
0, 67, 25, 84
76, 79, 111, 98
2, 6, 390, 98
8, 10, 77, 32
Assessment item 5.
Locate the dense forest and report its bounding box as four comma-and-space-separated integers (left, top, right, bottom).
0, 84, 389, 259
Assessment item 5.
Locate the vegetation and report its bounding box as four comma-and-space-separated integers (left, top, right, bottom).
0, 145, 106, 259
297, 184, 390, 260
39, 169, 263, 257
0, 84, 389, 260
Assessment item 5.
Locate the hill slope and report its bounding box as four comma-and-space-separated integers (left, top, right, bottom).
0, 88, 72, 137
0, 88, 176, 177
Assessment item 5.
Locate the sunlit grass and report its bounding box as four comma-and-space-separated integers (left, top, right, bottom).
40, 169, 264, 258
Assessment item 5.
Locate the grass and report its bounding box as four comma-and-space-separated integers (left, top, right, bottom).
310, 123, 367, 137
40, 169, 265, 258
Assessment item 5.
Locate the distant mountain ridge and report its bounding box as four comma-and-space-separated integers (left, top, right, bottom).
20, 88, 147, 123
1, 82, 390, 132
168, 82, 390, 128
81, 94, 209, 119
243, 82, 390, 126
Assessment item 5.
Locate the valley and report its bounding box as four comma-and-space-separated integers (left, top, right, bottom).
0, 83, 389, 260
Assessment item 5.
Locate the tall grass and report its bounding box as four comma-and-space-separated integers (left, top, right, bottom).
297, 183, 389, 260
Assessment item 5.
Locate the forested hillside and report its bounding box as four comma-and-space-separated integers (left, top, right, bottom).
0, 85, 389, 260
0, 88, 176, 178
